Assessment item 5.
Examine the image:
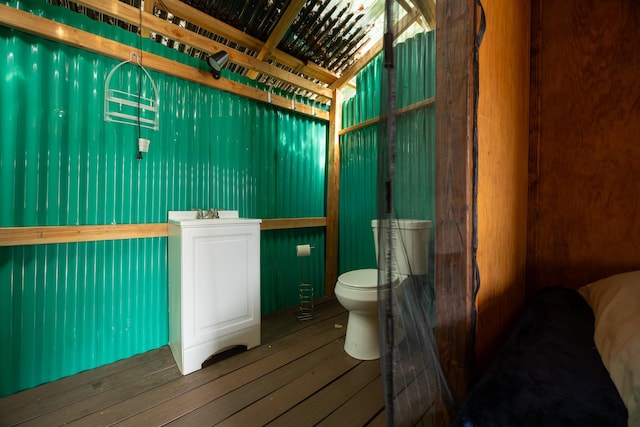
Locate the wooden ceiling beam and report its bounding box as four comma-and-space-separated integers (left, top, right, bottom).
71, 0, 333, 98
154, 0, 264, 51
155, 0, 339, 84
397, 0, 429, 31
410, 0, 436, 29
246, 0, 307, 80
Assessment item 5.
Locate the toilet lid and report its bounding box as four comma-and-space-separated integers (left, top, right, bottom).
337, 269, 378, 289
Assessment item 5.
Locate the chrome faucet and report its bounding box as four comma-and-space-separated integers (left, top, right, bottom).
192, 208, 219, 219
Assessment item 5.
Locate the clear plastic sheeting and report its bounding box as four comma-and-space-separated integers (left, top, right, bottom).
376, 0, 456, 425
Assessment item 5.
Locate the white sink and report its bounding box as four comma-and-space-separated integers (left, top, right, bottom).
167, 210, 261, 375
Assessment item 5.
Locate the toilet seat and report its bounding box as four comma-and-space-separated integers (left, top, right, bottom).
337, 269, 378, 290
337, 269, 398, 291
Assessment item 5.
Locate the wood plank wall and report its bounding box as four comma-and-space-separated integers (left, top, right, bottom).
475, 0, 531, 372
527, 0, 640, 295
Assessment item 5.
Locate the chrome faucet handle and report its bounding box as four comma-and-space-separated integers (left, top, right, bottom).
208, 208, 219, 219
191, 208, 204, 219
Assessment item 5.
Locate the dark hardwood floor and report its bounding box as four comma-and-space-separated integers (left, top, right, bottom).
0, 298, 387, 426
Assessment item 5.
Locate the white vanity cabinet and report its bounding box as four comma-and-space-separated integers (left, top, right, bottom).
168, 211, 261, 375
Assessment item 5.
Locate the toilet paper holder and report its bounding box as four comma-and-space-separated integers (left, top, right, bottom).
296, 244, 315, 321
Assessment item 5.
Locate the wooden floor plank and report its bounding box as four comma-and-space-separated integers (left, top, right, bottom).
367, 410, 388, 426
69, 311, 347, 426
114, 317, 348, 426
212, 341, 359, 426
260, 298, 344, 343
0, 298, 389, 427
316, 376, 385, 427
266, 360, 382, 427
168, 338, 356, 426
0, 348, 167, 425
389, 365, 440, 426
0, 347, 174, 426
20, 366, 182, 427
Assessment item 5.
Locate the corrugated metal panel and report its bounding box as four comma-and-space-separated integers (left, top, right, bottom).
0, 5, 327, 396
0, 239, 167, 395
396, 31, 436, 108
261, 229, 325, 313
338, 55, 383, 273
395, 31, 436, 220
339, 31, 435, 273
339, 124, 379, 272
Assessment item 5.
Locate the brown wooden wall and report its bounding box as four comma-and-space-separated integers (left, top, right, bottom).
475, 0, 531, 372
527, 0, 640, 296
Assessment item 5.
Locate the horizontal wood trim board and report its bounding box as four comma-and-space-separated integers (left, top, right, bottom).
0, 4, 329, 121
339, 97, 436, 136
260, 217, 327, 231
0, 224, 169, 246
0, 218, 327, 246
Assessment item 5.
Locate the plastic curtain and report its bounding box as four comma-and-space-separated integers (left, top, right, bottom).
376, 1, 456, 425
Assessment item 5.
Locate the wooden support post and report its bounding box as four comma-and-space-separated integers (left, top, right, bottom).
434, 0, 476, 406
325, 89, 343, 297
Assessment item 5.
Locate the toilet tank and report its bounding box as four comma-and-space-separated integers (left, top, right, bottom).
372, 219, 432, 276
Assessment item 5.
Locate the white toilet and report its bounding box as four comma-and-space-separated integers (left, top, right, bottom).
335, 219, 432, 360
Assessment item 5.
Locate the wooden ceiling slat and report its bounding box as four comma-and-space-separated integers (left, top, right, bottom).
246, 0, 307, 80
71, 0, 333, 98
156, 0, 339, 85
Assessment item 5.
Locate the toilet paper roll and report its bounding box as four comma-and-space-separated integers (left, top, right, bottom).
296, 244, 312, 257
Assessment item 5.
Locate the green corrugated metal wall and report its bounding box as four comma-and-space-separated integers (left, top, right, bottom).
0, 1, 326, 396
339, 31, 436, 273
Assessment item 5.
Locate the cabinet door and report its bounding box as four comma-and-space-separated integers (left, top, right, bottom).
182, 224, 260, 348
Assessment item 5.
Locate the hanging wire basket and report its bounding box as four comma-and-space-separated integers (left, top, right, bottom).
104, 52, 159, 131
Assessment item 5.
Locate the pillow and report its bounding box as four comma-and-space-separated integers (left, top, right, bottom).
579, 271, 640, 427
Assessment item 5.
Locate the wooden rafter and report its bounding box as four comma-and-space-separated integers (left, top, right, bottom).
410, 0, 436, 29
397, 0, 429, 31
70, 0, 332, 98
155, 0, 263, 51
155, 0, 340, 84
140, 0, 155, 37
246, 0, 307, 80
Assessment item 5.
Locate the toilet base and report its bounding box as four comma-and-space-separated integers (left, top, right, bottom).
344, 311, 380, 360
